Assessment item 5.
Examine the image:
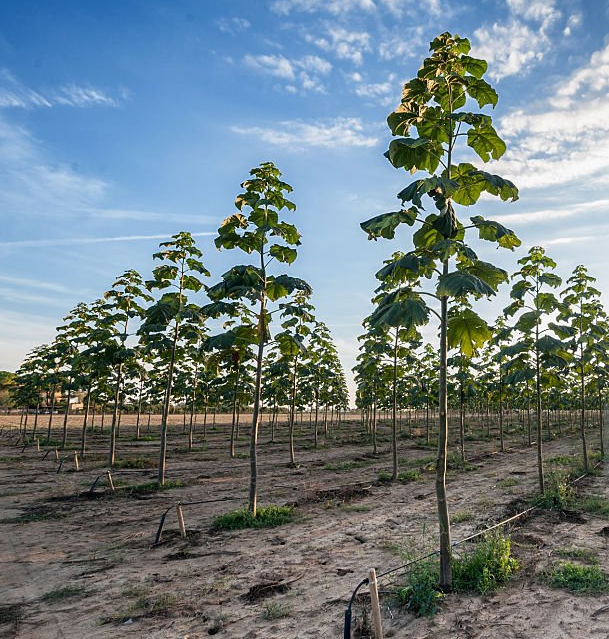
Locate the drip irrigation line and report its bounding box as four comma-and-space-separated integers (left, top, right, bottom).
343, 457, 604, 637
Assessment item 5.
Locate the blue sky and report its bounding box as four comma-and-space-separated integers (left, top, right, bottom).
1, 0, 609, 399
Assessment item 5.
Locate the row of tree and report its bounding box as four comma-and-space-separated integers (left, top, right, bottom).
11, 163, 348, 515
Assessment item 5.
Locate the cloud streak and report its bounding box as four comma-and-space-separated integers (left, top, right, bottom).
0, 232, 216, 249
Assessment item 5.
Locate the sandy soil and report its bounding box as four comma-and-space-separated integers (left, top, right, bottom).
0, 413, 606, 639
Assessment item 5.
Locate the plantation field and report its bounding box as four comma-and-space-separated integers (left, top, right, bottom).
0, 414, 608, 638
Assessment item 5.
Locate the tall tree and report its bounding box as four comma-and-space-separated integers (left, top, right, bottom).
360, 32, 520, 587
205, 161, 311, 515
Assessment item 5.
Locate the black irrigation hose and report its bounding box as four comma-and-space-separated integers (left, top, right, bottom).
343, 457, 605, 638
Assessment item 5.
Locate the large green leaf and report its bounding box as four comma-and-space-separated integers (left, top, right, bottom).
470, 216, 521, 250
361, 208, 418, 240
461, 260, 508, 292
447, 309, 491, 357
437, 272, 495, 298
369, 297, 430, 330
465, 77, 498, 108
385, 137, 444, 174
398, 176, 458, 208
467, 123, 506, 161
269, 244, 297, 264
450, 164, 518, 205
460, 55, 487, 78
515, 311, 539, 332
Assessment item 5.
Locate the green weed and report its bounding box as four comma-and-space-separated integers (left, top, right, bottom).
41, 585, 86, 602
452, 533, 518, 595
263, 601, 293, 620
548, 562, 609, 594
579, 495, 609, 518
555, 547, 598, 564
213, 505, 294, 531
452, 511, 474, 524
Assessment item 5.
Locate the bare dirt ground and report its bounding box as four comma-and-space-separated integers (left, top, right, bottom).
0, 412, 607, 639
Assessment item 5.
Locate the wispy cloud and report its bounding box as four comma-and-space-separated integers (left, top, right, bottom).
243, 53, 332, 92
271, 0, 443, 17
494, 42, 609, 189
0, 232, 216, 249
305, 27, 371, 65
231, 117, 378, 149
473, 0, 568, 81
0, 69, 125, 109
0, 274, 78, 294
216, 17, 251, 34
353, 73, 399, 106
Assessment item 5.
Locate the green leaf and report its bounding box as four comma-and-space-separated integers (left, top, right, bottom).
269, 244, 298, 264
385, 137, 443, 174
465, 77, 498, 108
450, 164, 518, 205
467, 123, 506, 161
397, 176, 458, 208
460, 55, 487, 79
539, 273, 562, 288
470, 216, 521, 250
515, 311, 539, 332
369, 297, 430, 330
361, 209, 418, 240
437, 272, 495, 298
461, 260, 508, 292
447, 309, 491, 357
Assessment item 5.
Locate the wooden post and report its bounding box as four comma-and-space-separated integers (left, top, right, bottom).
54, 448, 59, 461
368, 568, 384, 639
176, 503, 186, 538
73, 451, 79, 471
35, 438, 40, 452
106, 470, 115, 491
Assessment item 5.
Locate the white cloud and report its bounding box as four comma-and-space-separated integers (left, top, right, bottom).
305, 27, 372, 65
0, 232, 216, 249
231, 117, 378, 149
378, 27, 425, 60
0, 310, 57, 371
353, 73, 398, 106
473, 0, 563, 81
271, 0, 442, 17
216, 17, 251, 34
243, 54, 295, 79
0, 69, 123, 109
493, 42, 609, 190
243, 53, 332, 92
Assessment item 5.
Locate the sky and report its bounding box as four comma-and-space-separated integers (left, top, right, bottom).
1, 0, 609, 402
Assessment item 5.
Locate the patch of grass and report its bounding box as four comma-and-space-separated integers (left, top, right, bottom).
126, 435, 157, 441
497, 477, 520, 488
453, 533, 518, 595
5, 506, 63, 524
113, 456, 156, 469
262, 601, 293, 620
533, 473, 572, 510
377, 470, 393, 483
324, 459, 370, 471
41, 585, 86, 603
0, 603, 22, 628
119, 479, 184, 495
395, 559, 444, 617
555, 547, 599, 565
398, 469, 423, 482
579, 495, 609, 518
447, 452, 475, 472
233, 452, 249, 459
213, 505, 294, 531
100, 593, 180, 624
547, 455, 572, 466
452, 511, 474, 524
547, 562, 609, 594
339, 504, 372, 513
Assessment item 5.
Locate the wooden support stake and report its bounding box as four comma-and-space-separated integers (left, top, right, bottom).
54, 448, 59, 461
36, 438, 40, 452
106, 470, 115, 492
176, 503, 186, 538
368, 568, 384, 639
73, 451, 79, 471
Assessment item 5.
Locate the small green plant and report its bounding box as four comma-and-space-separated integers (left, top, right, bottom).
120, 479, 184, 495
41, 585, 86, 602
113, 456, 156, 469
533, 473, 572, 510
398, 469, 423, 482
395, 559, 444, 616
213, 505, 294, 531
555, 547, 598, 564
452, 533, 518, 595
325, 459, 370, 471
579, 495, 609, 518
452, 511, 474, 524
548, 562, 609, 594
262, 601, 293, 620
497, 477, 519, 488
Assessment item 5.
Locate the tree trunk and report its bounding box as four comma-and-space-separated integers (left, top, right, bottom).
437, 260, 452, 589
